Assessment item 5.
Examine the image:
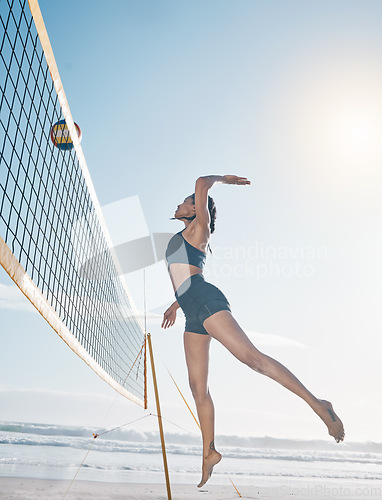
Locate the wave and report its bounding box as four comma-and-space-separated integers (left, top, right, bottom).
2, 421, 382, 483
2, 420, 382, 453
0, 454, 380, 482
0, 421, 199, 446
0, 436, 163, 454
1, 433, 382, 469
2, 421, 382, 467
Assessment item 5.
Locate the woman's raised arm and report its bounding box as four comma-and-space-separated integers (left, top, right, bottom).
194, 175, 250, 230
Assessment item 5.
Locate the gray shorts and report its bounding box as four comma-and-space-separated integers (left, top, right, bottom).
175, 274, 231, 335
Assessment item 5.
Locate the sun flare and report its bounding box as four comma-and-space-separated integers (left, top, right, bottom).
347, 122, 370, 146
333, 109, 381, 158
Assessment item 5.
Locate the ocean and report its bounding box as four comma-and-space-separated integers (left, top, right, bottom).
1, 421, 381, 496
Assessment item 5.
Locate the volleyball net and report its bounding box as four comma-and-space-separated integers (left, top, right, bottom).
0, 0, 147, 407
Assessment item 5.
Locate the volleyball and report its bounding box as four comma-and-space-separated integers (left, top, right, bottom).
50, 119, 82, 150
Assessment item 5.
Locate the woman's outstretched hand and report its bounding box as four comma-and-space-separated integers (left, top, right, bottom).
161, 304, 177, 329
222, 175, 251, 185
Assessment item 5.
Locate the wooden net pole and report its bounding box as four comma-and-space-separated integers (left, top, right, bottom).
147, 333, 172, 500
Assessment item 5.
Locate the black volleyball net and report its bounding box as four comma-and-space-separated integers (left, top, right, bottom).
0, 0, 146, 406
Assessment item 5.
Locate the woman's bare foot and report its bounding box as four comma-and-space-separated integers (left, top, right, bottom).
197, 450, 222, 488
315, 399, 345, 443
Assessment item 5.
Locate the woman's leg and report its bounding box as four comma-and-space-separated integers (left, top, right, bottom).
183, 331, 222, 487
203, 311, 345, 442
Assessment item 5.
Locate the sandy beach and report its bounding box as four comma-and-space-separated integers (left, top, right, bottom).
0, 478, 378, 500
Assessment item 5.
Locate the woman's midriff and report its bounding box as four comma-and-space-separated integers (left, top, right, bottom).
168, 263, 203, 293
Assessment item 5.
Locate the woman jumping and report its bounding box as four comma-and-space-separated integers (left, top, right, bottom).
161, 175, 345, 488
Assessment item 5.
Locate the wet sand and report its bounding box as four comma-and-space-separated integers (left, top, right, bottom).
0, 477, 375, 499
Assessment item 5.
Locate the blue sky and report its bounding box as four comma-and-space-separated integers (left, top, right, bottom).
1, 0, 382, 444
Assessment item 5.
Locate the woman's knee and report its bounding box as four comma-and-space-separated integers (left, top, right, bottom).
189, 379, 209, 403
241, 350, 267, 374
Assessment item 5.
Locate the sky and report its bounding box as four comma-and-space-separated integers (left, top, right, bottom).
1, 0, 382, 445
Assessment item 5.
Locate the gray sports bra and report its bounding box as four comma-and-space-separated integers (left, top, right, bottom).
165, 229, 206, 270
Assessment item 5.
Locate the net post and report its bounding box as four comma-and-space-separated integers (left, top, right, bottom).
147, 333, 172, 500
144, 333, 148, 410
